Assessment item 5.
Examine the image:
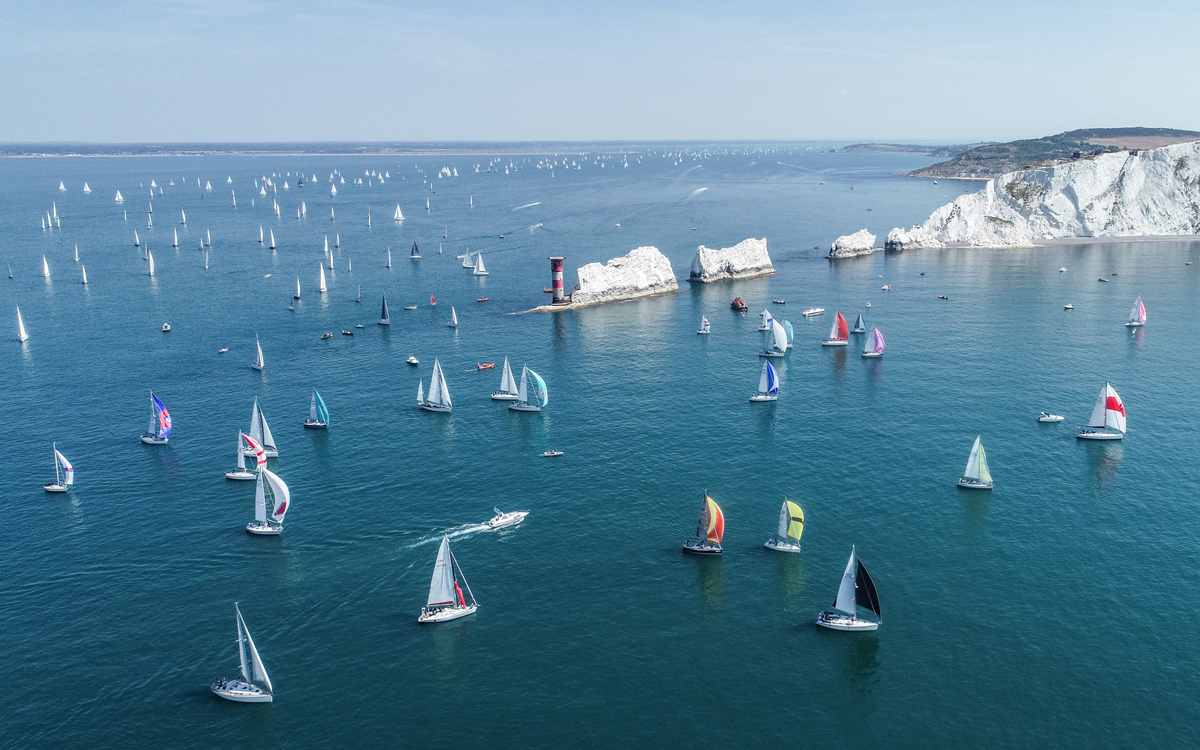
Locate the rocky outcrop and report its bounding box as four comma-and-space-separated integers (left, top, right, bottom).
887, 141, 1200, 250
563, 246, 678, 307
828, 229, 878, 259
688, 237, 774, 282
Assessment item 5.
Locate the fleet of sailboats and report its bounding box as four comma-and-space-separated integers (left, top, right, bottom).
43, 443, 74, 493
509, 365, 548, 412
419, 535, 478, 622
418, 359, 453, 412
211, 604, 274, 702
304, 390, 329, 428
1077, 382, 1126, 440
957, 435, 993, 489
816, 546, 882, 631
764, 499, 803, 552
683, 493, 724, 554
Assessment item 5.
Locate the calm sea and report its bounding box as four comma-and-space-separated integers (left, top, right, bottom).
2, 145, 1198, 748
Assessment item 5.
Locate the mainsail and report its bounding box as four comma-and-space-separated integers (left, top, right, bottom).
963, 435, 991, 484
498, 357, 518, 395
427, 536, 457, 607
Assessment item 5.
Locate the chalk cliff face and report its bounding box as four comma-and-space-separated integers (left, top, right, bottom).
569, 246, 678, 306
828, 229, 878, 259
886, 141, 1200, 250
688, 237, 774, 281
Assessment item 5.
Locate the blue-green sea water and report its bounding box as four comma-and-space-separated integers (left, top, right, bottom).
3, 146, 1199, 748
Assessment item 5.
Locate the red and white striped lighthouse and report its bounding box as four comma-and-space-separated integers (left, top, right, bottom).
549, 256, 565, 303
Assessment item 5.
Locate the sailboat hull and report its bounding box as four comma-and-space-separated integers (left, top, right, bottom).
303, 420, 328, 429
44, 483, 69, 493
212, 682, 272, 703
419, 402, 452, 413
419, 604, 478, 623
490, 392, 519, 401
508, 402, 541, 412
749, 394, 778, 402
956, 479, 994, 490
861, 352, 883, 358
696, 330, 709, 335
246, 522, 283, 535
378, 319, 390, 326
225, 470, 256, 481
851, 327, 866, 334
251, 363, 264, 371
764, 538, 801, 553
1125, 322, 1145, 327
1076, 430, 1123, 440
682, 540, 722, 554
816, 612, 879, 631
758, 350, 785, 358
821, 339, 848, 346
141, 435, 168, 445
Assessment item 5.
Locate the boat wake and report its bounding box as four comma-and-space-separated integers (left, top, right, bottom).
405, 523, 489, 549
512, 202, 541, 211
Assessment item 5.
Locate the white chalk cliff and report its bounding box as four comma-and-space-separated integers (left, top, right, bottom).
886, 141, 1200, 250
828, 229, 878, 259
689, 237, 774, 281
568, 246, 678, 306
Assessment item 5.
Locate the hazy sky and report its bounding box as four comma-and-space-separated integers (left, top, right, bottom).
2, 0, 1198, 143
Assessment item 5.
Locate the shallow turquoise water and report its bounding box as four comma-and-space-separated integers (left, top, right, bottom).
2, 147, 1198, 747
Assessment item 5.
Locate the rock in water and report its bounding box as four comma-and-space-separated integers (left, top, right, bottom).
688, 237, 774, 282
828, 229, 878, 259
886, 141, 1200, 250
568, 246, 678, 306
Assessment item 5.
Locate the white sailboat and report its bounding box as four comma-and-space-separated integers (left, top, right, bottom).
473, 254, 489, 276
509, 365, 548, 412
379, 295, 390, 325
252, 335, 265, 371
816, 546, 882, 631
448, 306, 458, 328
861, 327, 885, 358
204, 251, 209, 270
173, 228, 178, 247
246, 466, 289, 535
758, 309, 773, 331
42, 255, 50, 278
749, 360, 780, 402
294, 278, 301, 300
1126, 297, 1147, 327
181, 210, 187, 225
957, 435, 994, 489
227, 433, 264, 480
134, 230, 140, 247
205, 229, 211, 246
759, 318, 788, 358
58, 181, 65, 191
418, 535, 478, 623
74, 244, 79, 262
394, 204, 404, 220
461, 252, 474, 268
419, 359, 453, 412
318, 264, 327, 293
115, 190, 124, 203
211, 604, 274, 702
243, 397, 277, 457
764, 499, 803, 552
43, 443, 74, 493
147, 250, 155, 276
82, 182, 91, 193
1077, 382, 1126, 440
16, 305, 28, 342
304, 390, 329, 429
386, 248, 392, 268
697, 316, 711, 334
491, 357, 520, 400
259, 226, 264, 244
269, 230, 275, 250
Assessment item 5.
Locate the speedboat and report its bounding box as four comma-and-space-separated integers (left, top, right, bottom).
320, 332, 333, 339
218, 348, 228, 353
881, 284, 892, 290
1038, 412, 1065, 422
477, 362, 495, 370
487, 508, 528, 530
355, 324, 363, 329
542, 449, 563, 457
866, 302, 871, 308
406, 355, 419, 365
162, 323, 171, 332
477, 297, 488, 302
1059, 267, 1068, 272
772, 299, 785, 304
1064, 304, 1074, 310
404, 305, 418, 310
341, 330, 353, 336
938, 295, 948, 300
802, 307, 824, 317
1098, 277, 1109, 282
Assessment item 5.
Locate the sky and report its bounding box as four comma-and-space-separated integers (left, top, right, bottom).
2, 0, 1198, 143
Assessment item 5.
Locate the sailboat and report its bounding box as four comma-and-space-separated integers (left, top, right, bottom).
473, 254, 489, 276
140, 392, 172, 444
861, 327, 885, 358
134, 230, 140, 247
147, 250, 155, 276
509, 365, 548, 412
394, 204, 404, 220
411, 242, 421, 259
419, 358, 453, 412
210, 604, 274, 702
430, 294, 436, 307
851, 314, 867, 334
379, 295, 390, 325
173, 228, 178, 247
16, 305, 29, 342
246, 466, 290, 535
318, 264, 327, 293
43, 443, 74, 493
448, 306, 458, 328
304, 390, 329, 429
58, 181, 65, 192
957, 435, 994, 489
259, 226, 264, 244
206, 229, 211, 246
82, 182, 91, 193
294, 278, 301, 300
245, 397, 278, 456
252, 335, 265, 371
74, 245, 79, 262
759, 318, 788, 358
491, 357, 520, 400
356, 285, 361, 303
180, 210, 187, 225
42, 255, 50, 278
1077, 382, 1127, 440
462, 252, 474, 268
682, 493, 724, 554
226, 433, 264, 480
386, 248, 392, 268
764, 499, 803, 552
697, 316, 711, 334
783, 320, 794, 348
418, 535, 479, 623
749, 360, 780, 402
816, 546, 882, 631
115, 190, 124, 203
268, 230, 275, 250
1126, 297, 1147, 327
758, 309, 773, 330
204, 251, 209, 270
81, 265, 87, 284
821, 311, 849, 346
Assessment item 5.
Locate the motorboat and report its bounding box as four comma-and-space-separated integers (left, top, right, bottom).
477, 362, 496, 370
881, 284, 892, 291
1064, 304, 1074, 310
1059, 267, 1068, 272
486, 508, 528, 530
1098, 277, 1109, 282
404, 305, 418, 310
938, 295, 948, 300
341, 330, 353, 336
542, 449, 564, 457
772, 299, 785, 304
1038, 412, 1065, 422
355, 324, 364, 329
730, 297, 748, 311
320, 332, 333, 339
477, 297, 488, 302
406, 355, 419, 365
802, 307, 824, 317
162, 323, 171, 332
218, 348, 228, 353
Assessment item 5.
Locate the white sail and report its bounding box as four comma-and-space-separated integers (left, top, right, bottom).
963, 435, 983, 480
768, 319, 787, 353
236, 432, 246, 471
16, 305, 28, 342
54, 448, 74, 485
254, 470, 267, 522
255, 337, 265, 368
499, 357, 518, 394
1089, 383, 1126, 432
427, 536, 457, 607
417, 380, 424, 405
427, 359, 451, 407
462, 252, 474, 268
258, 403, 276, 453
318, 264, 327, 293
173, 228, 178, 247
74, 244, 78, 262
473, 254, 487, 275
263, 468, 289, 523
249, 399, 263, 445
777, 500, 790, 539
81, 265, 87, 284
259, 226, 264, 243
180, 210, 186, 224
147, 251, 155, 276
237, 607, 272, 693
387, 249, 392, 267
331, 183, 337, 197
449, 307, 458, 327
134, 230, 139, 246
757, 360, 771, 393
833, 547, 858, 616
394, 204, 403, 220
269, 230, 275, 249
517, 365, 529, 403
83, 182, 91, 193
295, 278, 301, 299
115, 190, 123, 202
309, 392, 318, 422
42, 256, 49, 278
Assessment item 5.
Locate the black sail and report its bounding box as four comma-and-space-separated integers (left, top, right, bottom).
381, 295, 389, 320
411, 241, 420, 257
855, 561, 882, 619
